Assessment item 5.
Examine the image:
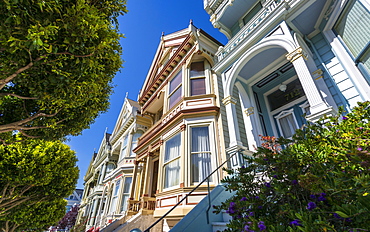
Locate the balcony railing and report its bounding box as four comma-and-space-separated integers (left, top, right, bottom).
216, 0, 284, 62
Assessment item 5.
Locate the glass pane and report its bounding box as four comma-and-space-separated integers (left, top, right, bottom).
191, 78, 206, 96
121, 195, 129, 212
169, 85, 182, 109
191, 152, 211, 183
114, 180, 120, 196
169, 71, 182, 93
123, 177, 132, 193
164, 158, 180, 188
191, 127, 210, 152
164, 133, 181, 162
190, 62, 204, 77
279, 114, 297, 138
334, 0, 370, 57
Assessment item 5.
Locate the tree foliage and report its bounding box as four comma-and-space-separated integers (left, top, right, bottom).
0, 138, 79, 216
58, 204, 79, 231
0, 198, 67, 232
215, 101, 370, 231
0, 0, 127, 143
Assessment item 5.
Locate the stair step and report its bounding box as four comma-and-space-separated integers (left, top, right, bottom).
212, 222, 228, 232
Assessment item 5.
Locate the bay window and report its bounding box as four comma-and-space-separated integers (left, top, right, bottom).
191, 126, 212, 183
130, 131, 143, 157
119, 135, 128, 160
163, 133, 181, 189
334, 0, 370, 75
168, 71, 182, 109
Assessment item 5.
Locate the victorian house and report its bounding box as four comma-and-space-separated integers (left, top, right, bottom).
76, 97, 148, 231
77, 0, 369, 231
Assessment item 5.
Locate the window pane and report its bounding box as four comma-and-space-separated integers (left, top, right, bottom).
169, 86, 182, 109
334, 0, 370, 58
169, 71, 182, 93
114, 180, 120, 196
191, 127, 212, 183
164, 133, 181, 162
191, 152, 211, 183
191, 78, 206, 96
164, 158, 180, 188
123, 177, 132, 193
279, 114, 297, 138
121, 195, 129, 212
190, 62, 204, 77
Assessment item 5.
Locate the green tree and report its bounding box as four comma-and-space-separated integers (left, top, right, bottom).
0, 0, 127, 144
0, 139, 79, 215
0, 198, 67, 232
215, 101, 370, 231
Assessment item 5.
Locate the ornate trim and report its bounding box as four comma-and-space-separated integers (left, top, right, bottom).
222, 95, 237, 105
180, 124, 186, 131
244, 107, 254, 116
312, 69, 323, 80
286, 47, 308, 63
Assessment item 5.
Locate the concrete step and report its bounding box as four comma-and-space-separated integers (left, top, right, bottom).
212, 222, 228, 232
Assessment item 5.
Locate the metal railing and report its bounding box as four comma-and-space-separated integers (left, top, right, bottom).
143, 149, 244, 232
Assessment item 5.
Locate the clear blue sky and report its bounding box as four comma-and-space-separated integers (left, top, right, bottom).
66, 0, 228, 189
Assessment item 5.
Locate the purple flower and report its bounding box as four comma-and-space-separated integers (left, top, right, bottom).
255, 196, 260, 199
358, 147, 363, 151
241, 165, 245, 169
258, 221, 266, 231
333, 213, 341, 219
309, 194, 316, 199
291, 180, 298, 185
263, 158, 269, 161
307, 201, 317, 211
249, 211, 254, 216
240, 197, 247, 201
318, 193, 326, 201
289, 219, 302, 226
342, 116, 348, 120
273, 175, 278, 179
264, 182, 271, 188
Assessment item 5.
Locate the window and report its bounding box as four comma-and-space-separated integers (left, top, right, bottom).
168, 71, 182, 109
110, 180, 120, 214
106, 163, 115, 174
334, 0, 370, 73
120, 177, 132, 212
191, 126, 212, 183
190, 62, 206, 96
120, 135, 128, 160
130, 132, 143, 157
274, 109, 299, 138
163, 133, 181, 189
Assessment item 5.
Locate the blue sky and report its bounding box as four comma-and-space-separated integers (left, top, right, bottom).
66, 0, 228, 189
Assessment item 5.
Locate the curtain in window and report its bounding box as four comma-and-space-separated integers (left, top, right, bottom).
120, 136, 128, 160
110, 180, 120, 214
120, 177, 132, 212
164, 134, 181, 188
191, 127, 211, 183
334, 0, 370, 71
279, 114, 297, 138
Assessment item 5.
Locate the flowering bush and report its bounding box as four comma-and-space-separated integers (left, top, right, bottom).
214, 101, 370, 231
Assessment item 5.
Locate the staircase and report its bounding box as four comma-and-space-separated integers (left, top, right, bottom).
170, 184, 234, 232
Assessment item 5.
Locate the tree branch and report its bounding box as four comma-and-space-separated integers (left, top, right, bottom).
0, 57, 44, 90
0, 93, 38, 100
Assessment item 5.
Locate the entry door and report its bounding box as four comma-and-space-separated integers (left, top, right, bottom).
150, 160, 159, 197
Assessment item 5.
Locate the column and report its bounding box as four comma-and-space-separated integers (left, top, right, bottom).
286, 47, 333, 121
222, 95, 243, 149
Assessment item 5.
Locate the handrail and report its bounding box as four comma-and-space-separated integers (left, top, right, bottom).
143, 149, 244, 232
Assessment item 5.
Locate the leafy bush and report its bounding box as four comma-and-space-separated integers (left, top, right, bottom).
214, 101, 370, 232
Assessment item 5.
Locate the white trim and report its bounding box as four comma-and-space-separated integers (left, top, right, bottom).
274, 108, 300, 139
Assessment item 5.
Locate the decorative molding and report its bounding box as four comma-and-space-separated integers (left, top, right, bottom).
180, 124, 186, 131
222, 95, 237, 105
286, 47, 308, 63
324, 0, 339, 20
244, 107, 255, 116
312, 69, 323, 80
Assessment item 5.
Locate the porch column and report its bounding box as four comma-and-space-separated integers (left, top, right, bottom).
129, 160, 139, 200
222, 96, 243, 148
96, 191, 106, 228
286, 47, 333, 121
89, 198, 99, 226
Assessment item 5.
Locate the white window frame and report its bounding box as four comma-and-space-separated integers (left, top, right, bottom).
189, 61, 207, 96
274, 109, 299, 139
110, 180, 120, 214
120, 176, 132, 213
162, 133, 181, 190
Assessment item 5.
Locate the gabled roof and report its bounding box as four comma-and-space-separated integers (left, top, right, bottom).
138, 22, 223, 108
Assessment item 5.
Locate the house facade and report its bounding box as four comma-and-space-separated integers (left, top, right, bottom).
77, 0, 369, 231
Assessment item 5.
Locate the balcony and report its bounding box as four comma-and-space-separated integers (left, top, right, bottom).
215, 0, 285, 62
127, 197, 156, 216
